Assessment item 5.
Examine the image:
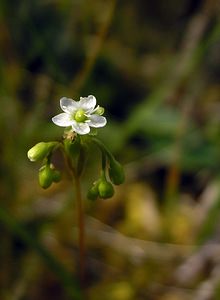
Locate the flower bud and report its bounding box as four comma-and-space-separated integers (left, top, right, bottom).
52, 169, 61, 183
27, 142, 58, 162
87, 182, 99, 201
96, 106, 105, 116
109, 159, 125, 185
38, 165, 53, 189
98, 180, 114, 199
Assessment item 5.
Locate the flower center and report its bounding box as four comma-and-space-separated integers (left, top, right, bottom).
74, 109, 87, 123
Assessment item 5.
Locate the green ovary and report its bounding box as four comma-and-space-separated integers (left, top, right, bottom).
73, 109, 87, 122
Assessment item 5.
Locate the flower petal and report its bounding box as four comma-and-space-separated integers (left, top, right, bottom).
87, 114, 107, 128
60, 97, 79, 113
52, 113, 73, 127
79, 95, 96, 112
72, 121, 90, 135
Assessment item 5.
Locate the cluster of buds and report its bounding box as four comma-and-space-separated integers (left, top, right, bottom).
87, 141, 125, 200
27, 142, 61, 189
39, 163, 61, 189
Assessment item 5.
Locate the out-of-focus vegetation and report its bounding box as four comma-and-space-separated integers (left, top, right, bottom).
1, 0, 220, 299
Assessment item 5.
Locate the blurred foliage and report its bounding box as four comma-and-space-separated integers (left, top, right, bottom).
1, 0, 220, 299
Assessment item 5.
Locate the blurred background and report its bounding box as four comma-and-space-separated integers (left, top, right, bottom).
1, 0, 220, 299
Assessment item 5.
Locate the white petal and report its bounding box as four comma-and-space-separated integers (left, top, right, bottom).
72, 121, 90, 135
87, 114, 107, 128
52, 113, 73, 127
79, 95, 96, 112
60, 97, 79, 113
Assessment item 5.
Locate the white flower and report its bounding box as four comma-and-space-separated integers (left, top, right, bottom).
52, 95, 107, 135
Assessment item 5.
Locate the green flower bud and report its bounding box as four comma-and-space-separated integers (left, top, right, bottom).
96, 106, 105, 116
98, 180, 114, 199
87, 182, 99, 201
52, 169, 61, 183
38, 165, 53, 189
27, 142, 58, 162
109, 159, 125, 185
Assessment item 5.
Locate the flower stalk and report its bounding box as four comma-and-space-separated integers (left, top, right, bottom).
73, 173, 85, 285
65, 140, 86, 284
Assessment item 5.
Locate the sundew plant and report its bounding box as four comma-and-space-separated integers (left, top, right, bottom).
27, 95, 125, 285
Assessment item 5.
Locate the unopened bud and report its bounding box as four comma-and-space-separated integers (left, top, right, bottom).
87, 181, 99, 201
96, 106, 105, 116
98, 180, 114, 199
52, 169, 61, 183
27, 142, 58, 162
38, 165, 53, 189
109, 159, 125, 185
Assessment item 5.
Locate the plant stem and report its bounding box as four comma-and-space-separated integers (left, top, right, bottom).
73, 173, 85, 286
62, 138, 86, 285
91, 137, 114, 161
